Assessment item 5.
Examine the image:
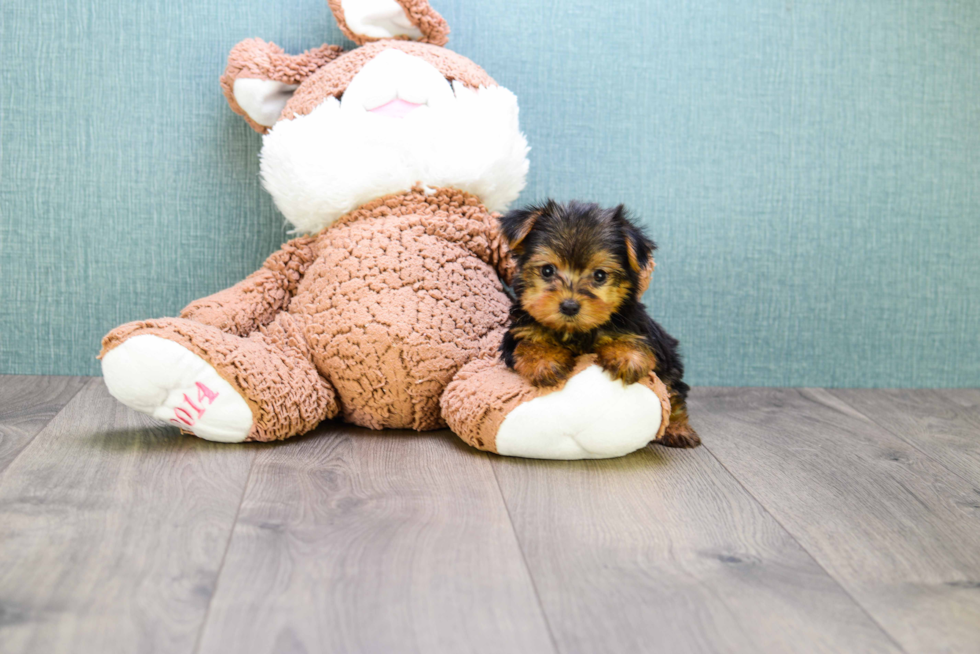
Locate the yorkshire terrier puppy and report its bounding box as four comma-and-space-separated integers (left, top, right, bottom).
499, 200, 700, 448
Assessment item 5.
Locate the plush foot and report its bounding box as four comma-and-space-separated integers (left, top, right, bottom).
442, 356, 672, 460
495, 366, 664, 458
101, 335, 253, 442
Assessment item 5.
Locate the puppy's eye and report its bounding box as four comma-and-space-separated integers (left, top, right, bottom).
593, 269, 607, 284
541, 264, 556, 279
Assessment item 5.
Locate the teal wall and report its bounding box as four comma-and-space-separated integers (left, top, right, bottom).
2, 0, 978, 385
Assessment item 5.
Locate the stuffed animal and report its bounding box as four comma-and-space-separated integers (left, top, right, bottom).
99, 0, 673, 459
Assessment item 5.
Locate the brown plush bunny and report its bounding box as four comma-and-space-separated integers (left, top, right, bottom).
99, 0, 672, 459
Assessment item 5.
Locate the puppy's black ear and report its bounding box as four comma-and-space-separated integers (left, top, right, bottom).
500, 201, 552, 252
612, 204, 656, 273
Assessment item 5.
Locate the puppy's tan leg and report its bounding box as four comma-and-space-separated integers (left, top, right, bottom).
658, 393, 702, 448
513, 339, 576, 387
595, 334, 657, 385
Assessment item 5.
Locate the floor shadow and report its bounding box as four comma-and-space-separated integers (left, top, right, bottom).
88, 416, 676, 468
88, 426, 251, 453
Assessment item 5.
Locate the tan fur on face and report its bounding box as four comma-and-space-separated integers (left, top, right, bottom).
519, 248, 632, 333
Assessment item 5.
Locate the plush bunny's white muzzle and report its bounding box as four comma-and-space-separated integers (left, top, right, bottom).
258, 48, 529, 235
342, 48, 455, 115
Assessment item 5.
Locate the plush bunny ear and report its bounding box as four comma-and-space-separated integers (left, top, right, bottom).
233, 79, 299, 129
328, 0, 449, 46
221, 39, 344, 134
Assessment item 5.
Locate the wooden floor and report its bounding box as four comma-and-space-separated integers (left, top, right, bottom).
0, 377, 978, 654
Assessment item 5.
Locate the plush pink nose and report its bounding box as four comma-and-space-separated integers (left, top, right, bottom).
369, 98, 423, 118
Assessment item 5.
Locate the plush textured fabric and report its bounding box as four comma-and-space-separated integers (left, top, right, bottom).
223, 39, 493, 135
278, 40, 497, 124
221, 39, 345, 134
100, 186, 555, 439
328, 0, 449, 46
258, 79, 527, 232
180, 235, 321, 336
290, 186, 513, 430
101, 314, 338, 442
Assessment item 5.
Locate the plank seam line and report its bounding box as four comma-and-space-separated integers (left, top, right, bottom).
487, 454, 563, 654
699, 403, 909, 654
828, 389, 980, 489
192, 447, 258, 654
0, 376, 90, 478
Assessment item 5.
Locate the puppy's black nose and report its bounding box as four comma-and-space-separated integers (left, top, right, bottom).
559, 299, 580, 316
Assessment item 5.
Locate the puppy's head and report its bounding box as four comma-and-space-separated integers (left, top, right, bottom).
500, 200, 656, 333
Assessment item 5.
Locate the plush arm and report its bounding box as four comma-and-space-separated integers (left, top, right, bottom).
180, 235, 320, 336
220, 38, 344, 134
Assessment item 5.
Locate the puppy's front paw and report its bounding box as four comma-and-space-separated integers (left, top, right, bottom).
513, 341, 576, 387
596, 341, 656, 385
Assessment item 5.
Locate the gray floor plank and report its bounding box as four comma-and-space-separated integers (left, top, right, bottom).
0, 375, 87, 475
196, 426, 555, 654
828, 388, 980, 485
690, 387, 980, 654
0, 379, 255, 654
489, 445, 902, 654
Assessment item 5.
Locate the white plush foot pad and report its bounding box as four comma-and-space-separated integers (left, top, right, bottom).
494, 365, 663, 460
101, 335, 253, 443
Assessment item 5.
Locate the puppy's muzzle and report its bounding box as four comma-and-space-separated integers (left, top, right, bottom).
559, 299, 581, 316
